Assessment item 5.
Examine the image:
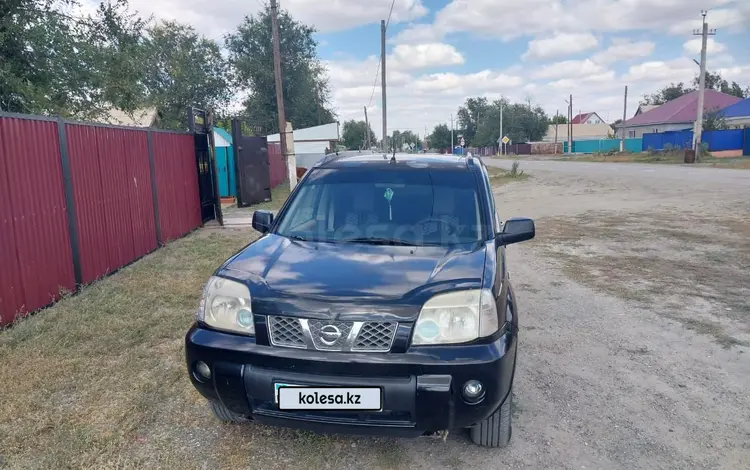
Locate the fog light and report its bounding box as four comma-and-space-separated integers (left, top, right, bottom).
463, 380, 485, 403
194, 361, 211, 382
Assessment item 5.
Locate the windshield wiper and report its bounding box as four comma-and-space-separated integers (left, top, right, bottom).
343, 237, 417, 246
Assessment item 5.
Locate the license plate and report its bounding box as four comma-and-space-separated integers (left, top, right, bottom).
277, 386, 382, 411
274, 383, 304, 403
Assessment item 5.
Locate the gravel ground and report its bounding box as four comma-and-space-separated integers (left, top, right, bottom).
400, 159, 749, 469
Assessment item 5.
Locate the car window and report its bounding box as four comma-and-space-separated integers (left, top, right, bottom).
479, 164, 499, 233
274, 167, 484, 246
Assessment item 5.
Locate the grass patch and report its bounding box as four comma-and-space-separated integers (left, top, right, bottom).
0, 189, 417, 468
550, 150, 750, 168
487, 162, 530, 185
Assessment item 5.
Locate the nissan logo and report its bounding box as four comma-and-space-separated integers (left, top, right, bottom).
319, 325, 342, 345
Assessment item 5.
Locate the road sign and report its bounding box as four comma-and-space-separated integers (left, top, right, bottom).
459, 136, 465, 147
502, 136, 510, 145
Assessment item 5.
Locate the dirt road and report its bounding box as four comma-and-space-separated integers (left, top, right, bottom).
401, 159, 749, 469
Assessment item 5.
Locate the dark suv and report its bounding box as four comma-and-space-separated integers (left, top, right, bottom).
185, 153, 535, 447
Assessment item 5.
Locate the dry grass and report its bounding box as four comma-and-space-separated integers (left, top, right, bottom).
487, 164, 530, 185
0, 190, 418, 469
550, 152, 750, 168
536, 211, 750, 348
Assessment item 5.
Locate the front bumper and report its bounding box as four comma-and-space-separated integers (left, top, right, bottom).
185, 324, 516, 437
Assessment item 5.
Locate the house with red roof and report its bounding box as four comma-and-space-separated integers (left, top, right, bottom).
615, 90, 742, 138
571, 112, 605, 124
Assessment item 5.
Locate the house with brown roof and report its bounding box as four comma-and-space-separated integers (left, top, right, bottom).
571, 112, 605, 124
615, 90, 742, 138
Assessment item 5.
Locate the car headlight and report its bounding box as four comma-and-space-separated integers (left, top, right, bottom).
412, 289, 498, 345
197, 276, 255, 335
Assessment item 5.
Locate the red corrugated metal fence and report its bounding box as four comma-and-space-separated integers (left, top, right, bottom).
0, 117, 75, 324
152, 132, 201, 242
268, 142, 286, 188
0, 113, 203, 325
66, 124, 158, 284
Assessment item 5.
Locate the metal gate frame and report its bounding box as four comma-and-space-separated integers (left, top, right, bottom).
188, 107, 223, 226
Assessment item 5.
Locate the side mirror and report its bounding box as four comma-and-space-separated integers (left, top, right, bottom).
252, 210, 274, 233
496, 217, 535, 246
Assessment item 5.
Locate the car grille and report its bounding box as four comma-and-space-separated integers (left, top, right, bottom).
268, 316, 306, 348
267, 316, 397, 352
352, 322, 397, 351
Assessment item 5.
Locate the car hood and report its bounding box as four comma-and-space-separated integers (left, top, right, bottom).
219, 233, 487, 302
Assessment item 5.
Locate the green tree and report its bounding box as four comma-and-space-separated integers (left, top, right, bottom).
341, 120, 376, 150
550, 114, 568, 124
696, 71, 747, 98
640, 82, 694, 106
429, 124, 452, 150
144, 21, 231, 130
0, 0, 91, 114
473, 99, 548, 146
456, 97, 489, 146
389, 130, 421, 151
0, 0, 150, 118
225, 5, 336, 135
703, 107, 729, 131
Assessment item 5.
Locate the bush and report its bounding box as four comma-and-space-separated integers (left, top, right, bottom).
509, 161, 524, 177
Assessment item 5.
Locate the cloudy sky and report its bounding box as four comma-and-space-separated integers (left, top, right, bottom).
83, 0, 750, 138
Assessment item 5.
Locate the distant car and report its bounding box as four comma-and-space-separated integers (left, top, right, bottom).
185, 153, 535, 447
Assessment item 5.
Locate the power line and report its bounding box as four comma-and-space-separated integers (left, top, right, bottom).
385, 0, 396, 30
366, 0, 396, 109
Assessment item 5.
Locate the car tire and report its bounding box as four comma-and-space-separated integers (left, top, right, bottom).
209, 400, 249, 424
469, 389, 512, 448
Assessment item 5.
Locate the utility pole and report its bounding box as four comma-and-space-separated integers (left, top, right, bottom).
380, 19, 387, 153
450, 113, 454, 153
565, 95, 573, 155
554, 109, 559, 154
270, 0, 295, 188
499, 103, 504, 155
692, 10, 715, 160
364, 106, 371, 150
620, 86, 628, 152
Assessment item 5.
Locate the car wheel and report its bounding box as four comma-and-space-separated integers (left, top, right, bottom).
469, 389, 512, 447
209, 400, 249, 424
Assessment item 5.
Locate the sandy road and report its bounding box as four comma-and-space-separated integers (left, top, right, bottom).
392, 159, 750, 469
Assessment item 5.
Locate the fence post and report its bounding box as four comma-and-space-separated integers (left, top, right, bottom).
56, 118, 82, 286
147, 129, 163, 246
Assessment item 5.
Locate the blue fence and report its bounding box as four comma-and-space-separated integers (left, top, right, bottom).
745, 129, 750, 156
563, 138, 642, 153
642, 130, 693, 151
642, 129, 747, 152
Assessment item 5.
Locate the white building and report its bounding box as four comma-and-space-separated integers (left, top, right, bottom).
267, 122, 340, 168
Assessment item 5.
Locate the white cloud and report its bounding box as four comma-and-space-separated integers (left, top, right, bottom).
81, 0, 429, 38
531, 59, 606, 80
390, 43, 465, 69
683, 38, 727, 55
389, 23, 444, 44
413, 70, 523, 94
591, 39, 656, 65
522, 33, 599, 61
623, 58, 697, 83
430, 0, 747, 40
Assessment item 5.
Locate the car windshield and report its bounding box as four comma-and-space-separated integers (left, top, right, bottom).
274, 167, 485, 246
